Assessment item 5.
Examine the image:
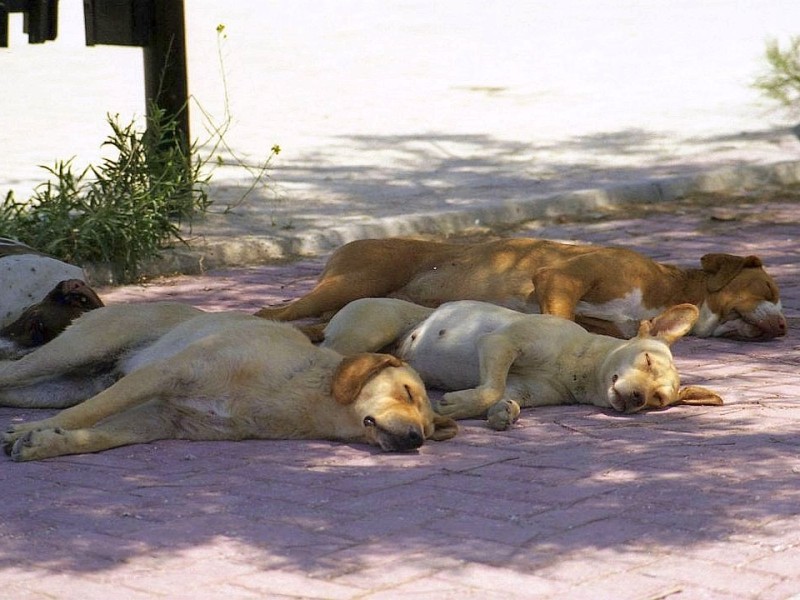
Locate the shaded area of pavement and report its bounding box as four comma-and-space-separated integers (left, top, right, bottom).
2, 190, 799, 599
3, 2, 800, 597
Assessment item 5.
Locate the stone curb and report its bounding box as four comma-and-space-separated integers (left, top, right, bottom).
85, 159, 800, 284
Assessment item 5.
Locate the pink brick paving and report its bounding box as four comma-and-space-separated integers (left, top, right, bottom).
2, 195, 799, 599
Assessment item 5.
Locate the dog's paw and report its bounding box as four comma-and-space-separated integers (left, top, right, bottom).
4, 421, 43, 447
7, 428, 68, 462
439, 389, 494, 420
486, 399, 521, 431
2, 425, 27, 451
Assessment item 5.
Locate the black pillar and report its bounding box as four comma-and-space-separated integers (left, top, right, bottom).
142, 0, 189, 152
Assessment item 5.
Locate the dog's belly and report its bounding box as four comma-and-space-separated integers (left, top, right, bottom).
396, 301, 520, 390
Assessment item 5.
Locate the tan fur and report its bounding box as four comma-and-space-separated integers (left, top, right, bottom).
255, 238, 786, 340
0, 303, 457, 461
321, 298, 723, 429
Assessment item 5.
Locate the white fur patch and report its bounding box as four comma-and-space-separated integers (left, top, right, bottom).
695, 299, 785, 338
693, 301, 721, 337
0, 255, 85, 326
576, 289, 663, 336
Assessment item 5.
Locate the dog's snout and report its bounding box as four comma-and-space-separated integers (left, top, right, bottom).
768, 314, 787, 337
391, 426, 425, 452
406, 427, 423, 448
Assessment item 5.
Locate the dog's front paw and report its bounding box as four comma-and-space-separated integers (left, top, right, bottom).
439, 388, 498, 420
6, 428, 69, 461
2, 424, 29, 452
486, 399, 521, 431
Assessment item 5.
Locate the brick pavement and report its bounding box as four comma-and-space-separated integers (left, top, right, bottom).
2, 191, 799, 599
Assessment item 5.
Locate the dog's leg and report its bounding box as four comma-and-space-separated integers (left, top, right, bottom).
486, 399, 521, 431
0, 374, 115, 409
0, 305, 200, 393
531, 267, 589, 320
574, 315, 629, 338
5, 402, 174, 461
438, 332, 520, 420
323, 298, 433, 355
255, 276, 397, 321
255, 239, 428, 321
3, 355, 191, 440
0, 324, 131, 389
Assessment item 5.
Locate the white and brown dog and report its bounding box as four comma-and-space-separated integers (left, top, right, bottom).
256, 238, 786, 341
320, 298, 723, 429
1, 303, 457, 461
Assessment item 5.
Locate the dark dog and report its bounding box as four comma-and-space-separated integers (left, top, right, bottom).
1, 238, 103, 357
0, 280, 104, 357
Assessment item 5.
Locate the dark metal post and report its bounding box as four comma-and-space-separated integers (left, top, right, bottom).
142, 0, 189, 152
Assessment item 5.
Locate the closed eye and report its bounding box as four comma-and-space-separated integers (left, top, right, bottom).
404, 385, 416, 404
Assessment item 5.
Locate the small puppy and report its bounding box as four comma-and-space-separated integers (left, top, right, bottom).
321, 299, 723, 429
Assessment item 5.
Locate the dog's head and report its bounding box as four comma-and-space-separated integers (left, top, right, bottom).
604, 304, 723, 413
0, 279, 104, 347
695, 253, 786, 340
332, 353, 458, 451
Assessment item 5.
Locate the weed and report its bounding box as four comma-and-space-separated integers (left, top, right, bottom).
0, 105, 210, 283
753, 36, 800, 115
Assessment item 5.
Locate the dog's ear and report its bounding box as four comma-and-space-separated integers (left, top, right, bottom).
331, 353, 404, 405
701, 253, 763, 292
637, 303, 698, 345
428, 414, 458, 441
673, 385, 724, 407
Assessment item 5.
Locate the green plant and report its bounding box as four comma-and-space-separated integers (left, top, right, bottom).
1, 23, 280, 283
194, 23, 281, 214
753, 36, 800, 115
0, 104, 210, 283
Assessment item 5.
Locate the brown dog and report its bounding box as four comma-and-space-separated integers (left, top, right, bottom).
1, 303, 457, 461
255, 238, 786, 340
0, 279, 103, 357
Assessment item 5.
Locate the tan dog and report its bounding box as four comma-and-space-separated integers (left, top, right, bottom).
320, 298, 723, 429
1, 303, 457, 461
255, 238, 786, 340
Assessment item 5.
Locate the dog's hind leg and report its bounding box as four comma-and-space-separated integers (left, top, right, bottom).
438, 331, 521, 420
254, 275, 402, 322
531, 266, 589, 320
323, 298, 434, 355
0, 374, 115, 409
3, 353, 193, 439
5, 401, 174, 461
254, 239, 433, 321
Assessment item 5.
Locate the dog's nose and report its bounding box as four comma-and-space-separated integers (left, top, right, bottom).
405, 427, 424, 450
770, 315, 787, 337
627, 390, 645, 412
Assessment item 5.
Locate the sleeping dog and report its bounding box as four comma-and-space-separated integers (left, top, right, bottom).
0, 279, 103, 358
320, 298, 723, 429
1, 303, 457, 461
256, 237, 786, 340
0, 238, 103, 357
